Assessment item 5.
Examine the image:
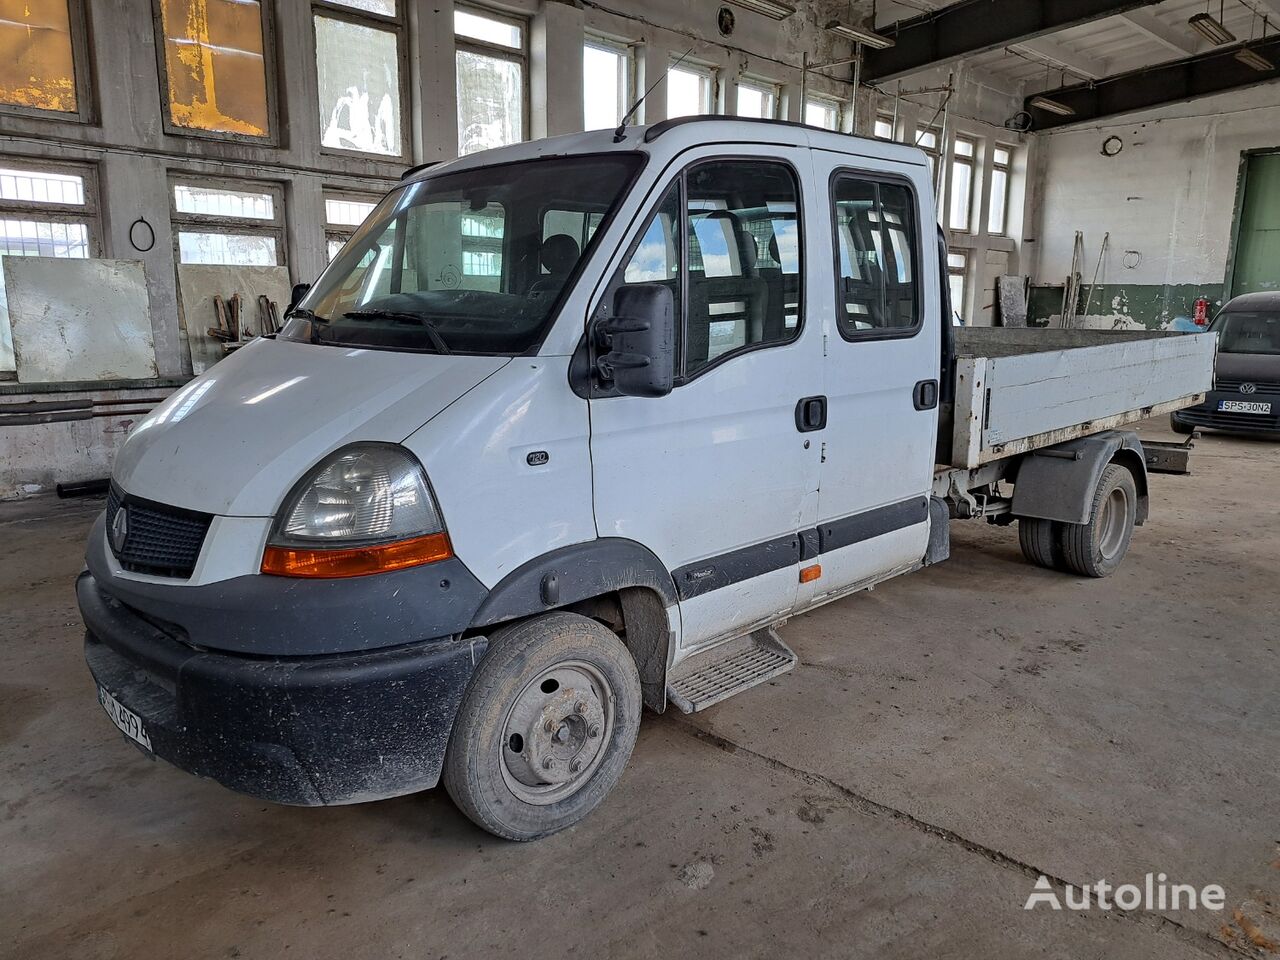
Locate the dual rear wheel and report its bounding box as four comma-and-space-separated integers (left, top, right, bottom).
1018, 463, 1138, 578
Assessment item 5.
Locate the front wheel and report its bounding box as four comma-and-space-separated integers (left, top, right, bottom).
442, 612, 642, 841
1057, 463, 1138, 578
1170, 413, 1194, 435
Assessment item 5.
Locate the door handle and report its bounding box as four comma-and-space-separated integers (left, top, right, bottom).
913, 379, 939, 411
795, 395, 827, 433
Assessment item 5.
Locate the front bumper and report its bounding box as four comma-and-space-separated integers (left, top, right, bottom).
79, 572, 486, 805
1174, 391, 1280, 434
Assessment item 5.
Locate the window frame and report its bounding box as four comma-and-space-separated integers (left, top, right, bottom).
169, 174, 286, 267
0, 0, 94, 124
988, 143, 1014, 237
873, 114, 896, 141
323, 188, 381, 262
947, 250, 968, 325
311, 0, 410, 160
666, 60, 716, 118
454, 3, 530, 153
582, 32, 634, 131
0, 156, 102, 255
734, 76, 780, 120
949, 135, 976, 234
828, 167, 925, 344
803, 95, 842, 131
150, 0, 279, 145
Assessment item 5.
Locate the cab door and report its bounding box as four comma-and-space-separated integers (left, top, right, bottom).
588, 148, 823, 656
797, 154, 940, 609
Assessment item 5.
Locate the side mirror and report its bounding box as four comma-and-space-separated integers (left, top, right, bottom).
593, 284, 675, 398
287, 282, 312, 315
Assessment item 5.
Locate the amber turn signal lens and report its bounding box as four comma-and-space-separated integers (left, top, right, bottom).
261, 532, 452, 578
799, 564, 822, 583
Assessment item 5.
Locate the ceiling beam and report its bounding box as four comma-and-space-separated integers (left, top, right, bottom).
1119, 9, 1197, 56
1255, 0, 1280, 20
1014, 37, 1110, 80
1026, 35, 1280, 130
864, 0, 1165, 82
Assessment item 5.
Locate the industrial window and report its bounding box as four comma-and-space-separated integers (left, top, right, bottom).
873, 115, 895, 140
916, 126, 940, 174
324, 191, 379, 262
0, 159, 100, 373
949, 136, 975, 233
735, 78, 777, 119
948, 251, 968, 325
989, 145, 1012, 236
455, 7, 527, 156
832, 175, 919, 338
666, 62, 715, 118
156, 0, 273, 139
314, 0, 405, 157
0, 0, 89, 119
171, 178, 284, 266
583, 36, 632, 130
804, 97, 841, 131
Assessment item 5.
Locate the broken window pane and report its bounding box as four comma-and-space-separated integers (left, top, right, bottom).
158, 0, 270, 137
0, 1, 77, 113
455, 9, 521, 49
316, 15, 402, 156
0, 168, 85, 205
325, 0, 396, 15
173, 184, 275, 219
456, 50, 524, 155
178, 231, 277, 266
0, 220, 90, 258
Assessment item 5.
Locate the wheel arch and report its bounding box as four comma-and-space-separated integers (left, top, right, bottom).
1011, 430, 1150, 526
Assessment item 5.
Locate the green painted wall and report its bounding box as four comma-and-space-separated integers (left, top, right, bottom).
1027, 283, 1225, 329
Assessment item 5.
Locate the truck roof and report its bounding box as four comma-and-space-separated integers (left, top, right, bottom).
404, 116, 930, 185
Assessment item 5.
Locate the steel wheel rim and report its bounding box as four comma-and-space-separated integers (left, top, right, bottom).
499, 659, 615, 806
1098, 486, 1130, 559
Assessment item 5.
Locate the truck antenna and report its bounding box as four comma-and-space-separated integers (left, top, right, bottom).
613, 48, 694, 143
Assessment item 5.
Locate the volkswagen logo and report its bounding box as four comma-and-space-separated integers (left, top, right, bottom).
1240, 382, 1258, 395
110, 506, 129, 553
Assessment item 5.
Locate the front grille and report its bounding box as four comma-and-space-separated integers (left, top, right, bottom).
106, 485, 213, 579
1216, 377, 1280, 394
1179, 407, 1280, 432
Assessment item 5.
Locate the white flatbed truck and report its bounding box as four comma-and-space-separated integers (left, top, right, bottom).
78, 118, 1216, 840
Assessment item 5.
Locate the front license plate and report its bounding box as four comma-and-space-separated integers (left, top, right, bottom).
1218, 400, 1272, 414
98, 685, 152, 751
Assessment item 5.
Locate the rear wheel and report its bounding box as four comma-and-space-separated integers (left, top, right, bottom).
1057, 463, 1138, 578
442, 612, 642, 841
1018, 517, 1066, 570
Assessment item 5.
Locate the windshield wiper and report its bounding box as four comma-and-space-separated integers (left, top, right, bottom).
343, 310, 452, 354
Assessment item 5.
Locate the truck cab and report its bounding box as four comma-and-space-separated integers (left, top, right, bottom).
80, 119, 1208, 841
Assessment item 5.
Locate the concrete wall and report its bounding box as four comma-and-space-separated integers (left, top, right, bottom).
1027, 82, 1280, 328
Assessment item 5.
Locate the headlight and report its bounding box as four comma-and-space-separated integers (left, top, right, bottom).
262, 444, 452, 578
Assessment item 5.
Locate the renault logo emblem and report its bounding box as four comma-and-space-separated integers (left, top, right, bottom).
1240, 382, 1258, 395
110, 506, 129, 553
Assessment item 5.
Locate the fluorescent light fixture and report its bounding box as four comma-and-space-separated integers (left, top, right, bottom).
1235, 46, 1275, 71
1029, 95, 1076, 117
728, 0, 796, 19
1188, 12, 1236, 45
824, 21, 896, 49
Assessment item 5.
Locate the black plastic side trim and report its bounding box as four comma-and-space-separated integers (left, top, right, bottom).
472, 538, 678, 627
799, 528, 820, 562
817, 497, 930, 554
673, 533, 803, 601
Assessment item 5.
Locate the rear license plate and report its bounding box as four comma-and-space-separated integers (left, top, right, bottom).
98, 685, 152, 751
1218, 400, 1272, 415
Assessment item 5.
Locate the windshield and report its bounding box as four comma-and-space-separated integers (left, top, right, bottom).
284, 154, 641, 355
1209, 311, 1280, 355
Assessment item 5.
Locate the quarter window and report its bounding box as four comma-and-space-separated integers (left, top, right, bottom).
832, 176, 919, 338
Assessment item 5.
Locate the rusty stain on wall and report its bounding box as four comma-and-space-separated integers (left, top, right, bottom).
159, 0, 269, 137
0, 1, 77, 113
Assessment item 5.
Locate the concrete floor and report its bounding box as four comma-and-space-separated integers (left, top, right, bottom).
3, 423, 1278, 960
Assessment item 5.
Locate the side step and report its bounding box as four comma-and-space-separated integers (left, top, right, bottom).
666, 626, 797, 714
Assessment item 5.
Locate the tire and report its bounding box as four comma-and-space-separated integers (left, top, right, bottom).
1057, 463, 1138, 578
442, 612, 642, 841
1170, 413, 1193, 435
1018, 517, 1066, 570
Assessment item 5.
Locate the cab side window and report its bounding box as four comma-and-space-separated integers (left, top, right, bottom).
832, 176, 919, 338
685, 161, 802, 375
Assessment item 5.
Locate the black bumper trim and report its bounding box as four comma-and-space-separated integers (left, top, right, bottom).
80, 572, 485, 806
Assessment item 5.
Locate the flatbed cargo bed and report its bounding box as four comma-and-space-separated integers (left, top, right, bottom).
943, 328, 1216, 470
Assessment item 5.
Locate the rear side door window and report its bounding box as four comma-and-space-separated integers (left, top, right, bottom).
832, 175, 919, 338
